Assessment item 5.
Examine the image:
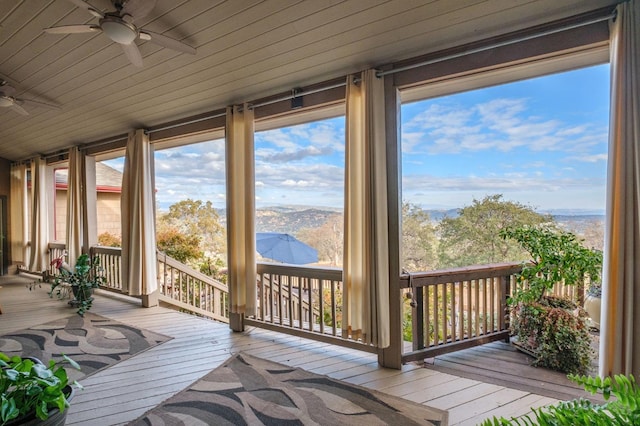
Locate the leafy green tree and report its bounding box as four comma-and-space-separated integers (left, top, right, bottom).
158, 199, 225, 257
156, 228, 202, 264
401, 202, 438, 272
437, 194, 552, 268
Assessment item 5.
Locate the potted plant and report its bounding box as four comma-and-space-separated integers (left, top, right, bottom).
584, 271, 602, 330
0, 352, 81, 426
49, 253, 106, 317
500, 226, 602, 375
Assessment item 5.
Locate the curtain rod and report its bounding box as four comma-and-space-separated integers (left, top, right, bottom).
377, 11, 616, 78
247, 80, 350, 110
145, 110, 226, 135
146, 79, 351, 131
78, 134, 129, 151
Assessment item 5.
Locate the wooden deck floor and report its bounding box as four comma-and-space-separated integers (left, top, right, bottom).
0, 275, 595, 425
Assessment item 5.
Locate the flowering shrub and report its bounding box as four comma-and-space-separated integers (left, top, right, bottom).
512, 296, 593, 375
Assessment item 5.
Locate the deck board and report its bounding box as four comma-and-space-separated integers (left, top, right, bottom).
424, 341, 603, 404
0, 275, 601, 425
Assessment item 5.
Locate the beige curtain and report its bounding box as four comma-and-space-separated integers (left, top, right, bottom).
9, 163, 28, 266
66, 147, 84, 266
225, 104, 257, 316
121, 129, 158, 297
343, 69, 390, 348
599, 0, 640, 378
28, 157, 49, 272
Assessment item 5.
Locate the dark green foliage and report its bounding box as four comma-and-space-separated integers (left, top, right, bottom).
49, 254, 106, 316
502, 226, 601, 375
481, 374, 640, 425
501, 226, 603, 304
0, 353, 80, 425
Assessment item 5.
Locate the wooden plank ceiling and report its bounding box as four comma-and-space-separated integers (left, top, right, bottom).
0, 0, 619, 162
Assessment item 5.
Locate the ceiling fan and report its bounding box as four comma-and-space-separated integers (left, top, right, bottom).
0, 79, 61, 116
44, 0, 196, 67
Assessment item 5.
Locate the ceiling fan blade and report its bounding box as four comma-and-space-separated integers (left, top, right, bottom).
67, 0, 105, 18
0, 83, 16, 97
20, 98, 62, 111
44, 24, 102, 34
10, 103, 29, 116
122, 43, 144, 67
139, 30, 196, 55
122, 0, 157, 22
0, 74, 21, 88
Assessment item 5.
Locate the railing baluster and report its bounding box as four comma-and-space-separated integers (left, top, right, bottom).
331, 280, 337, 336
450, 282, 456, 343
458, 282, 464, 340
414, 285, 424, 351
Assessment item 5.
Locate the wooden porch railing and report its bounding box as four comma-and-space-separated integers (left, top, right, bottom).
45, 242, 590, 366
91, 246, 124, 292
248, 263, 377, 353
156, 250, 229, 323
399, 263, 523, 363
47, 243, 230, 323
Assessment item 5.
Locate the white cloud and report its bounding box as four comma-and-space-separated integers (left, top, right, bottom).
402, 172, 603, 193
568, 153, 608, 163
282, 179, 313, 187
404, 97, 607, 156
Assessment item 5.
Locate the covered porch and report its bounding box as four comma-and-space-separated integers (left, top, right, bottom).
1, 1, 639, 423
1, 275, 591, 426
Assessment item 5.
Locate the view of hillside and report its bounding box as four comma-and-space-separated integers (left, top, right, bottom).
243, 205, 603, 239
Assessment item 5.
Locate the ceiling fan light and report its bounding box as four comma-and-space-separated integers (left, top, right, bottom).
100, 17, 138, 44
0, 96, 13, 107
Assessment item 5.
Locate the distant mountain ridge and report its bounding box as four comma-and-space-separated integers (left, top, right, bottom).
256, 208, 341, 233
218, 205, 605, 235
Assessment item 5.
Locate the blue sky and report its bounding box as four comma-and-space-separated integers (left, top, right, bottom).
105, 63, 610, 213
402, 64, 610, 212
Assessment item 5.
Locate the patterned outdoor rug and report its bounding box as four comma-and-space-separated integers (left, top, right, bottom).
0, 312, 171, 382
130, 352, 448, 426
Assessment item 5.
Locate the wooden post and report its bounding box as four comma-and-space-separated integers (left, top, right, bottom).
142, 289, 159, 308
230, 312, 244, 332
378, 69, 403, 369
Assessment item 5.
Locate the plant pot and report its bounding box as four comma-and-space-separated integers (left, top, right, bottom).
584, 294, 601, 331
68, 286, 94, 309
71, 286, 93, 300
4, 385, 74, 426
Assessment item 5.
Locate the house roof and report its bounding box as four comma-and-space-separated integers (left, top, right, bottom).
55, 161, 122, 191
0, 0, 620, 162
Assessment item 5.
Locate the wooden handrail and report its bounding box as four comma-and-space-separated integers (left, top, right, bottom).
399, 262, 524, 288
156, 250, 228, 293
257, 262, 342, 281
